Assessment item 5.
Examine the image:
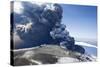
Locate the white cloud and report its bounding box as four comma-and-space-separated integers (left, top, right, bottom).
14, 2, 23, 14
75, 42, 97, 48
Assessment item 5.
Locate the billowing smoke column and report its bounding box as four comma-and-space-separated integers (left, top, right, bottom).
12, 2, 85, 54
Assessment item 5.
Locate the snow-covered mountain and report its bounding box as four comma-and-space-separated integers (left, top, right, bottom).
13, 44, 96, 66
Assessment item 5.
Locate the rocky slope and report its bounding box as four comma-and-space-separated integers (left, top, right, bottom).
13, 45, 96, 66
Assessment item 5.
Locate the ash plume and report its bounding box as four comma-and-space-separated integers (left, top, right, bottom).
11, 2, 85, 54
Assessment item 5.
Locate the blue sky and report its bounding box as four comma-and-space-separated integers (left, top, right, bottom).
61, 4, 97, 40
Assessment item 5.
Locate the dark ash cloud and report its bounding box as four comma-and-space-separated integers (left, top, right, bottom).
11, 2, 85, 54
